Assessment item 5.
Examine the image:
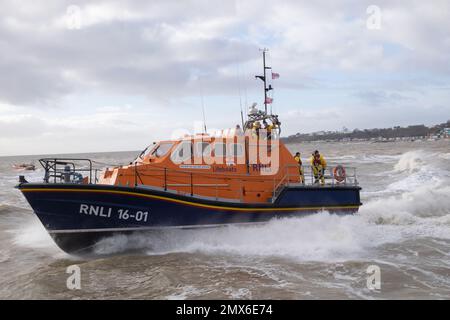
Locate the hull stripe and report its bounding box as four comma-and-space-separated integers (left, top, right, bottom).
48, 221, 269, 234
21, 188, 360, 212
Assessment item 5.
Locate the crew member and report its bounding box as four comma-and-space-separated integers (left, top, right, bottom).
310, 150, 327, 185
267, 122, 276, 140
252, 121, 261, 138
262, 120, 269, 140
294, 152, 304, 184
235, 124, 243, 136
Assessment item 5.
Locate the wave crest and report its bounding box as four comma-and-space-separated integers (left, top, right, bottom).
393, 150, 426, 173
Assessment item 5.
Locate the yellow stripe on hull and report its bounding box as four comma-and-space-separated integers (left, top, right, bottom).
21, 188, 360, 212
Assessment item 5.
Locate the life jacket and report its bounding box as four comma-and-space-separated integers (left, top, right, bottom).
310, 154, 326, 167
294, 155, 302, 166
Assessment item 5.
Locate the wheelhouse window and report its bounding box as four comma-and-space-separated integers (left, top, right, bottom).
170, 141, 192, 163
214, 143, 226, 157
228, 143, 244, 157
138, 144, 157, 160
194, 142, 210, 157
151, 142, 174, 158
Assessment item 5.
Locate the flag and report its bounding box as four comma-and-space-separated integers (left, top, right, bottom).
265, 97, 273, 104
271, 72, 280, 79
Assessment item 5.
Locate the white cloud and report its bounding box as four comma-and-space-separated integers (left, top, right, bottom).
0, 0, 449, 155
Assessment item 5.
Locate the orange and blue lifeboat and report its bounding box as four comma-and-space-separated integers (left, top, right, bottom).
17, 128, 361, 253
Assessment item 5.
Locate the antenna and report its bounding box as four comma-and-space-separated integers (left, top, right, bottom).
198, 75, 207, 134
236, 61, 245, 129
261, 48, 268, 114
255, 48, 272, 115
201, 93, 207, 134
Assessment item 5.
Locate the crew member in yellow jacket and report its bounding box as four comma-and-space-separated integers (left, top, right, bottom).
310, 150, 327, 185
252, 121, 261, 138
294, 152, 305, 184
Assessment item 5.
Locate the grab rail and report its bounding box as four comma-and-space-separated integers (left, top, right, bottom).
38, 158, 358, 202
39, 158, 93, 184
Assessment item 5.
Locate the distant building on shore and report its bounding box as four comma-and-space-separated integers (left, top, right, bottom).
442, 128, 450, 138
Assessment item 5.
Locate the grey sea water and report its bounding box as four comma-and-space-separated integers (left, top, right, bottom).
0, 140, 449, 299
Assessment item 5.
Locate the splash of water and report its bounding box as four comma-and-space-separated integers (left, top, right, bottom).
12, 219, 56, 250
393, 150, 427, 173
361, 149, 450, 235
92, 213, 382, 260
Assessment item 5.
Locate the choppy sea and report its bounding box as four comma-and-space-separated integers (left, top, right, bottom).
0, 140, 449, 299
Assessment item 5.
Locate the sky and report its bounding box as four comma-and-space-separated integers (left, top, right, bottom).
0, 0, 449, 156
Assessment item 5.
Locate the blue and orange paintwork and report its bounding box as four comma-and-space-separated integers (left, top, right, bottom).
16, 133, 363, 253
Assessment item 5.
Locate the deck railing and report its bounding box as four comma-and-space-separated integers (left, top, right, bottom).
39, 158, 94, 184
130, 163, 358, 202
38, 158, 358, 202
271, 164, 358, 202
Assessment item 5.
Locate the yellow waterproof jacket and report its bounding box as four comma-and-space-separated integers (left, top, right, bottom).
310, 155, 327, 168
294, 155, 302, 166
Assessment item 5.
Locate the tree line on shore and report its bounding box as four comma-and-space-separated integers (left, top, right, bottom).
282, 120, 450, 143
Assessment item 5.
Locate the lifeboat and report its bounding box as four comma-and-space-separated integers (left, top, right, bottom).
12, 163, 36, 171
16, 51, 362, 254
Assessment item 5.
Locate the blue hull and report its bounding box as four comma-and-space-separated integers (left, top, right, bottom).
18, 183, 361, 253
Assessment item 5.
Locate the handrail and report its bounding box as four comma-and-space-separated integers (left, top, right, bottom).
273, 173, 289, 197
39, 158, 358, 202
133, 164, 358, 187
131, 162, 357, 181
39, 158, 93, 184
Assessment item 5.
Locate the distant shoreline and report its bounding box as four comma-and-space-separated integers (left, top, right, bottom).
2, 138, 449, 159
282, 121, 450, 144
2, 122, 450, 158
284, 137, 450, 144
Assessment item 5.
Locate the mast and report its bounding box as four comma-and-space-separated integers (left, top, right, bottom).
248, 49, 280, 136
255, 48, 272, 115
263, 48, 268, 114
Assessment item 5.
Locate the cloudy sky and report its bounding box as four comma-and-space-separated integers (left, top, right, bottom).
1, 0, 449, 156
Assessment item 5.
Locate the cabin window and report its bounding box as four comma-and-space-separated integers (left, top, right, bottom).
137, 145, 151, 159
214, 143, 226, 156
194, 142, 210, 157
170, 141, 192, 163
152, 142, 174, 158
228, 143, 244, 157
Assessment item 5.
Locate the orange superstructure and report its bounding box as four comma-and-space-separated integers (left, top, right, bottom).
99, 130, 300, 204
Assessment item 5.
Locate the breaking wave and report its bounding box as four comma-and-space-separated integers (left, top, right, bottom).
93, 213, 383, 261
386, 150, 449, 192
439, 153, 450, 160
362, 184, 450, 225
361, 149, 450, 234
